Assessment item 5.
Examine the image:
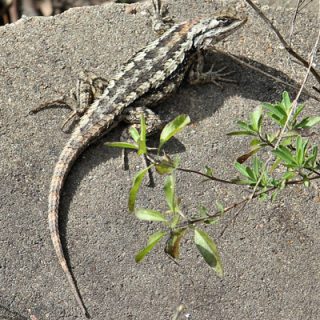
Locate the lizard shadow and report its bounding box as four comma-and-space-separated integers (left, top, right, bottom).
57, 52, 310, 285
155, 51, 308, 125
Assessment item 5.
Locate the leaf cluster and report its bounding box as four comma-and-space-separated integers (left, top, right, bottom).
106, 114, 223, 276
229, 92, 320, 192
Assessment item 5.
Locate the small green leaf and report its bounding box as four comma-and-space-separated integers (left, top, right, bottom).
273, 146, 297, 166
271, 190, 279, 201
159, 115, 190, 151
295, 116, 320, 129
227, 130, 256, 136
303, 176, 310, 187
138, 114, 147, 155
128, 166, 152, 212
250, 138, 261, 147
215, 201, 224, 214
282, 171, 296, 180
234, 162, 250, 178
155, 158, 174, 175
129, 127, 140, 142
282, 91, 292, 111
250, 106, 262, 132
194, 228, 223, 277
205, 166, 214, 177
165, 228, 187, 259
291, 104, 305, 124
236, 120, 251, 131
262, 103, 286, 120
164, 175, 176, 213
270, 157, 282, 173
296, 136, 305, 166
135, 208, 167, 222
135, 231, 166, 263
105, 142, 138, 149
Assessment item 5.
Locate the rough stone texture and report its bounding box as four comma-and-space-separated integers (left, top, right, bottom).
0, 1, 320, 319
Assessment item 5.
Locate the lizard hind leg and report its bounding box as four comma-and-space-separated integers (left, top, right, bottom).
120, 106, 166, 186
30, 71, 109, 132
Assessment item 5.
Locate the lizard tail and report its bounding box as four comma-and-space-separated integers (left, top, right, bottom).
48, 136, 90, 318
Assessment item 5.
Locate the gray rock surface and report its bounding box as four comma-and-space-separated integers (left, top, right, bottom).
1, 1, 320, 319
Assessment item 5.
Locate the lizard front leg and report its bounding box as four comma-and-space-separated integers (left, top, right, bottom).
188, 50, 236, 88
150, 0, 174, 34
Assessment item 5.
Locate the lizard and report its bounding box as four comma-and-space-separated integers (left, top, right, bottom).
33, 0, 247, 317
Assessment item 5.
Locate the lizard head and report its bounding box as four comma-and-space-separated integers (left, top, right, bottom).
192, 9, 247, 49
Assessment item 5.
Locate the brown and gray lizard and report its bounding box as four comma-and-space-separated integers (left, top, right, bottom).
35, 0, 247, 317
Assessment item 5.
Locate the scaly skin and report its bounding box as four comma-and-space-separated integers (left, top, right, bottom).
47, 7, 246, 317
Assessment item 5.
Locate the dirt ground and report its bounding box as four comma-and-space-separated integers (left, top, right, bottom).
1, 0, 320, 319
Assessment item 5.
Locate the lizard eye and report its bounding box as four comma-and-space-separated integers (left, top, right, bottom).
217, 17, 233, 27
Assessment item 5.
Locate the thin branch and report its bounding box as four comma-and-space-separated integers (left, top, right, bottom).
219, 2, 320, 232
176, 167, 236, 185
213, 48, 320, 102
177, 173, 320, 229
244, 0, 320, 84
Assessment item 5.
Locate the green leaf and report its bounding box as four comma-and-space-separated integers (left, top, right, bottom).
295, 116, 320, 129
165, 228, 187, 259
194, 228, 223, 277
291, 104, 305, 124
205, 166, 214, 177
227, 130, 256, 136
282, 91, 292, 111
236, 120, 251, 131
137, 114, 147, 155
303, 176, 310, 187
129, 127, 140, 142
234, 162, 256, 181
282, 171, 296, 180
159, 115, 190, 151
262, 103, 286, 120
273, 146, 297, 166
250, 106, 262, 132
215, 201, 224, 214
164, 175, 176, 213
135, 231, 166, 263
155, 158, 174, 175
135, 208, 167, 222
252, 157, 262, 178
305, 146, 318, 167
234, 162, 250, 178
128, 166, 152, 212
271, 190, 279, 201
296, 136, 306, 166
105, 142, 138, 149
250, 138, 261, 147
270, 157, 282, 173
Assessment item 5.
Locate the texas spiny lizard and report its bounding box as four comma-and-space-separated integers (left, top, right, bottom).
34, 0, 247, 317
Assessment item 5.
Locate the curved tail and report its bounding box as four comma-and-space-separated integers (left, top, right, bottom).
48, 135, 90, 318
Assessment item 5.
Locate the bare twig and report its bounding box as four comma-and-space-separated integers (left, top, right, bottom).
213, 48, 320, 102
177, 172, 320, 229
244, 0, 320, 84
218, 2, 320, 233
